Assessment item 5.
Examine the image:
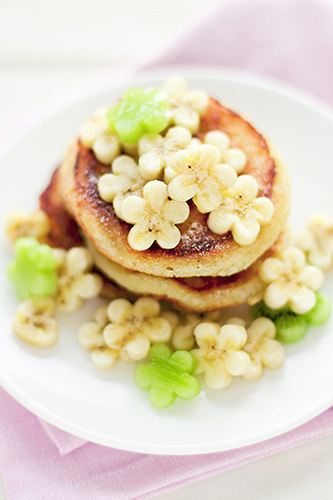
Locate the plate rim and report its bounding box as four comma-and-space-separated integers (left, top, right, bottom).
0, 65, 332, 455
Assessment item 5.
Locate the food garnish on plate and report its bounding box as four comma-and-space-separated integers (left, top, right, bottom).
4, 78, 332, 408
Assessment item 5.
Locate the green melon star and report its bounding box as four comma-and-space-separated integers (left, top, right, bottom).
251, 292, 331, 344
134, 344, 201, 409
7, 237, 57, 301
106, 88, 169, 143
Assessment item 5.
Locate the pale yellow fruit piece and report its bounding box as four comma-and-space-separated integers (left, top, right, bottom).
55, 247, 102, 312
123, 336, 150, 361
13, 297, 58, 348
79, 115, 110, 148
207, 175, 274, 244
5, 210, 50, 244
295, 213, 333, 271
242, 317, 284, 382
78, 322, 105, 350
91, 347, 119, 370
260, 247, 323, 314
121, 180, 189, 251
98, 155, 143, 206
92, 133, 120, 164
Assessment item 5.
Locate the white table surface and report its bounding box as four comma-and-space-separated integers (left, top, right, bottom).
0, 1, 332, 498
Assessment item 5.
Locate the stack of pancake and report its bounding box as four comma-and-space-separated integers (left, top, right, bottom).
40, 96, 290, 312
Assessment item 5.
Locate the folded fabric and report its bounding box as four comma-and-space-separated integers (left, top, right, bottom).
1, 387, 332, 500
144, 0, 333, 104
1, 0, 333, 498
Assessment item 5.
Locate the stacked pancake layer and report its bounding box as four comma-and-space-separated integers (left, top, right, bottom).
45, 84, 291, 311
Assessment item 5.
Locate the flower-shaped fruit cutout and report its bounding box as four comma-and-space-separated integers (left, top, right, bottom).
191, 322, 251, 389
295, 213, 333, 271
78, 305, 119, 370
259, 247, 323, 314
135, 344, 201, 408
106, 88, 169, 143
207, 175, 275, 245
103, 298, 172, 362
242, 317, 284, 381
138, 126, 194, 181
7, 238, 57, 301
80, 108, 120, 164
167, 144, 237, 214
53, 247, 103, 312
121, 180, 190, 250
13, 297, 58, 347
98, 155, 146, 218
162, 309, 223, 351
163, 78, 209, 134
5, 209, 50, 245
204, 130, 247, 174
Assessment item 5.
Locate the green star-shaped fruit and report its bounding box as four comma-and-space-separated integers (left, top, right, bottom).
302, 292, 331, 326
134, 344, 201, 409
252, 293, 331, 344
251, 300, 290, 321
274, 314, 308, 344
106, 88, 169, 143
7, 237, 57, 301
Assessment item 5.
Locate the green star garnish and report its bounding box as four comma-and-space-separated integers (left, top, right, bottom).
274, 314, 308, 344
251, 300, 290, 321
7, 237, 57, 301
134, 344, 201, 409
302, 292, 331, 326
106, 88, 169, 143
251, 292, 331, 344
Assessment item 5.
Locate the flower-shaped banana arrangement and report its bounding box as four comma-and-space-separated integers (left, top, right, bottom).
13, 297, 59, 348
7, 231, 104, 347
162, 309, 223, 351
80, 108, 121, 164
121, 180, 190, 251
295, 213, 333, 271
259, 247, 323, 314
207, 175, 275, 245
82, 79, 277, 252
78, 305, 119, 370
98, 155, 146, 218
53, 247, 103, 312
204, 130, 247, 173
251, 291, 331, 345
102, 297, 172, 363
162, 78, 209, 134
190, 322, 251, 389
242, 318, 285, 381
5, 209, 50, 244
138, 126, 194, 180
168, 144, 238, 213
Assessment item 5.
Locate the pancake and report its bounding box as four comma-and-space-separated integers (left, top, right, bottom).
39, 167, 83, 249
59, 97, 290, 278
39, 167, 136, 301
88, 227, 289, 312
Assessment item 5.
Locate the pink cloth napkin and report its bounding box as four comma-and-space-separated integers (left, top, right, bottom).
1, 0, 333, 498
0, 388, 332, 500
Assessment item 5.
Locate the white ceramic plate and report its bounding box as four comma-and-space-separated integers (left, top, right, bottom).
0, 68, 332, 455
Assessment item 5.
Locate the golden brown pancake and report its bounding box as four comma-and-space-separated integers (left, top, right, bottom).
39, 168, 136, 301
87, 227, 289, 312
39, 167, 83, 249
59, 98, 290, 278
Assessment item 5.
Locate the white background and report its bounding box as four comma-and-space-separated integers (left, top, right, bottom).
0, 1, 332, 499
